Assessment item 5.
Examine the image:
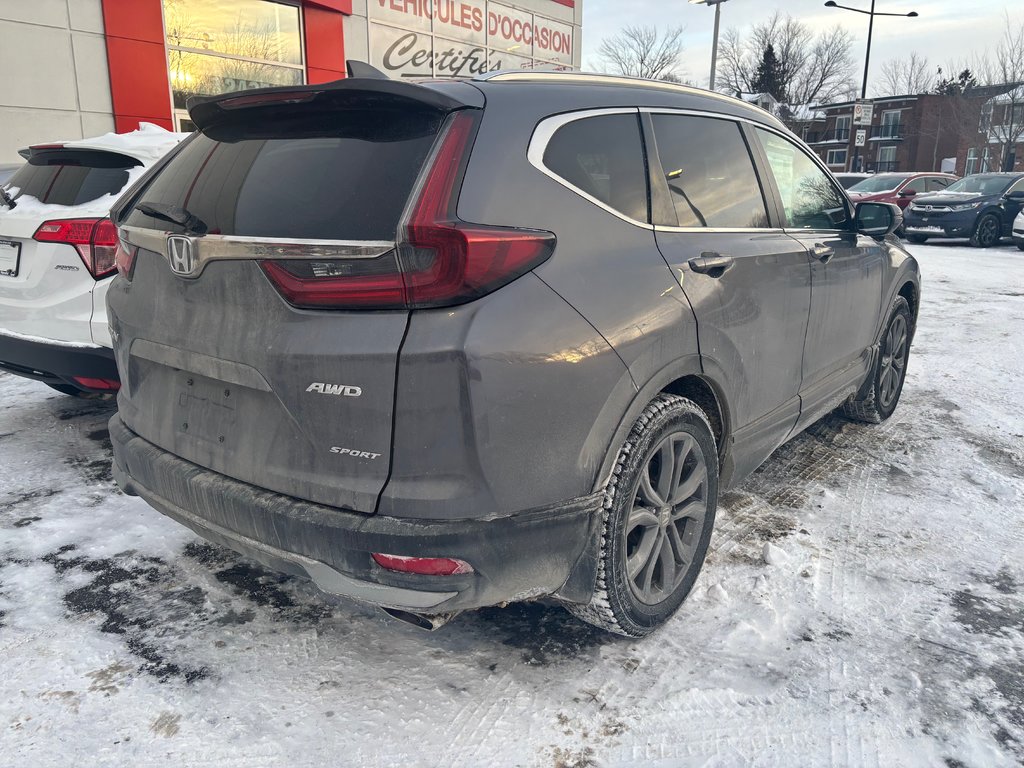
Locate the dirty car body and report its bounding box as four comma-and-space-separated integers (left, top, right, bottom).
107, 70, 919, 634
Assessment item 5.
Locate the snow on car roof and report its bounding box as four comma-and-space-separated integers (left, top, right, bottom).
2, 124, 188, 223
24, 122, 189, 166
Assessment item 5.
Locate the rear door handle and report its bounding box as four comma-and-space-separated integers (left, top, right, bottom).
812, 243, 835, 263
687, 253, 734, 276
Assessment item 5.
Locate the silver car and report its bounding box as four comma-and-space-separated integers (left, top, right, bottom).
106, 67, 918, 636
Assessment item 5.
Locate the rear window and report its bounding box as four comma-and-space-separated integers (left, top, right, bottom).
4, 150, 139, 206
119, 111, 443, 241
542, 113, 649, 223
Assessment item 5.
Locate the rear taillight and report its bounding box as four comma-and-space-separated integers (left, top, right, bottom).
33, 218, 119, 279
259, 111, 555, 310
371, 553, 474, 576
114, 233, 137, 279
70, 376, 120, 391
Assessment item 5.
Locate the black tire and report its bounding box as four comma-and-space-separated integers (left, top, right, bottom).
907, 235, 929, 244
566, 394, 719, 637
46, 382, 87, 397
970, 213, 1001, 248
843, 296, 912, 424
1017, 242, 1024, 252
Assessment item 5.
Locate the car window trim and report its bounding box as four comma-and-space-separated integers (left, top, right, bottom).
642, 111, 778, 233
746, 123, 855, 236
528, 106, 846, 235
528, 107, 654, 230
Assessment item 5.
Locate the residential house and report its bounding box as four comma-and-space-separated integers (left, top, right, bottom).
956, 83, 1024, 174
807, 94, 967, 174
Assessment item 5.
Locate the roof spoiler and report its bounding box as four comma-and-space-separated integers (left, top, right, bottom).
187, 61, 476, 131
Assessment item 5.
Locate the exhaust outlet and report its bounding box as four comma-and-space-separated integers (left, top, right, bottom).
381, 607, 457, 631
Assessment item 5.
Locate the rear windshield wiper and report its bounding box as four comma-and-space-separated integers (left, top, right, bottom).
0, 186, 16, 210
134, 201, 207, 235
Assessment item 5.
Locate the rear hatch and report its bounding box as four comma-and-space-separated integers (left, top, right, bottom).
0, 148, 140, 342
108, 78, 485, 514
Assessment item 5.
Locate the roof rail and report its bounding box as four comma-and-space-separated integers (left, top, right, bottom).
475, 70, 745, 107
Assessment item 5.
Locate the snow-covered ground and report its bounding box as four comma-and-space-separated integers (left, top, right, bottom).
1, 242, 1022, 767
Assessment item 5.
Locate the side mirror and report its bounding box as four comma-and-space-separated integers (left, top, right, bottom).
898, 188, 917, 198
855, 201, 901, 238
1004, 190, 1024, 200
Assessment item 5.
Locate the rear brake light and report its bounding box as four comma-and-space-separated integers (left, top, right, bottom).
371, 553, 474, 576
219, 90, 319, 109
33, 218, 119, 279
259, 110, 555, 310
71, 376, 120, 391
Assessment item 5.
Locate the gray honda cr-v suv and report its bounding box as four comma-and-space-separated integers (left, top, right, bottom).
107, 66, 918, 637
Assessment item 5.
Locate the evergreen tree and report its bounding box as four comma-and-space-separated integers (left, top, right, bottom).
751, 44, 786, 101
935, 68, 978, 96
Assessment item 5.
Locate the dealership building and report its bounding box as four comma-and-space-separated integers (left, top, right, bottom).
0, 0, 583, 162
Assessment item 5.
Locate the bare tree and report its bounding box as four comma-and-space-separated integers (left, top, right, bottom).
986, 15, 1024, 170
877, 52, 934, 96
718, 12, 855, 107
597, 25, 686, 82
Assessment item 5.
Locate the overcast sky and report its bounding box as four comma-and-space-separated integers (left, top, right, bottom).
580, 0, 1022, 94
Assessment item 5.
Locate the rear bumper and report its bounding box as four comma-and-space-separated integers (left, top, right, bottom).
109, 414, 602, 613
0, 331, 118, 389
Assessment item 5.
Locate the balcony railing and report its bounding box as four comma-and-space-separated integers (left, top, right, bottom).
869, 123, 904, 140
806, 128, 851, 144
865, 160, 901, 172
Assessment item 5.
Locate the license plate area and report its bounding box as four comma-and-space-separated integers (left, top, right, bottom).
0, 239, 21, 277
174, 372, 238, 445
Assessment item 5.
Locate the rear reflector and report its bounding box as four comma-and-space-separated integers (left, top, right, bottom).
371, 553, 474, 576
71, 377, 120, 391
258, 110, 555, 310
34, 218, 119, 279
114, 231, 137, 279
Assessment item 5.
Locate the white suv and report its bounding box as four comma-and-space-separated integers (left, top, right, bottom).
0, 124, 184, 395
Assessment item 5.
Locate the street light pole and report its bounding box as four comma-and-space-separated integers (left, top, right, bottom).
690, 0, 730, 91
861, 0, 875, 99
823, 1, 919, 100
823, 1, 918, 171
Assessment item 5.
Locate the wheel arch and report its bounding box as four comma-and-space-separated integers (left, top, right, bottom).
592, 359, 733, 496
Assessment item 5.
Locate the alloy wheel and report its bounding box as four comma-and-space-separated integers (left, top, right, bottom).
978, 216, 999, 247
879, 313, 908, 409
624, 432, 709, 605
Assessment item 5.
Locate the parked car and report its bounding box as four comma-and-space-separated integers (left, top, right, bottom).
106, 68, 918, 637
834, 172, 872, 190
0, 125, 185, 396
1014, 210, 1024, 251
902, 172, 1024, 247
846, 172, 958, 211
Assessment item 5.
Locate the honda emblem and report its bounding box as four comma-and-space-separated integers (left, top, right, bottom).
167, 235, 196, 276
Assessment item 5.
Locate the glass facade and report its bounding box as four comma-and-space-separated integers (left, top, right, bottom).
163, 0, 305, 127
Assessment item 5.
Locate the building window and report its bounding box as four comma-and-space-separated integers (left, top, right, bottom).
881, 110, 901, 138
163, 0, 305, 130
834, 115, 851, 141
365, 1, 575, 79
877, 145, 897, 171
965, 147, 995, 175
826, 149, 847, 166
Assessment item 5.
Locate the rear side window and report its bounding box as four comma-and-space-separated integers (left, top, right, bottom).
651, 114, 770, 228
925, 177, 951, 192
120, 110, 442, 241
4, 150, 139, 206
755, 129, 849, 230
542, 113, 649, 223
